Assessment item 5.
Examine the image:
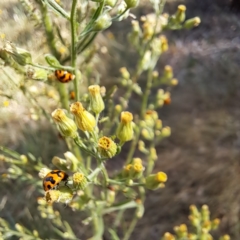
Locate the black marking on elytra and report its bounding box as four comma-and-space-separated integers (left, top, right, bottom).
45, 176, 56, 184
47, 184, 51, 189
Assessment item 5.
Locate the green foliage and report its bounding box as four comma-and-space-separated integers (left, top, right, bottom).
0, 1, 227, 240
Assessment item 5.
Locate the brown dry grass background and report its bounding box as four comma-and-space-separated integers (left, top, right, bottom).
1, 0, 240, 239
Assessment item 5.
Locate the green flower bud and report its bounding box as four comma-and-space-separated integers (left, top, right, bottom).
175, 5, 186, 23
145, 171, 167, 190
106, 189, 115, 205
124, 0, 139, 9
88, 85, 105, 114
174, 224, 188, 238
64, 151, 79, 172
92, 13, 112, 31
183, 17, 201, 29
161, 126, 171, 138
211, 218, 220, 230
70, 102, 96, 132
105, 0, 117, 7
98, 136, 117, 158
116, 111, 134, 143
144, 110, 158, 128
52, 109, 78, 138
201, 205, 210, 221
52, 156, 69, 171
5, 45, 32, 66
45, 54, 61, 68
162, 232, 176, 240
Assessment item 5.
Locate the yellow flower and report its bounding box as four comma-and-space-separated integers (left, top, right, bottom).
116, 111, 134, 143
88, 85, 105, 114
145, 171, 167, 190
98, 136, 117, 158
45, 186, 73, 204
72, 172, 87, 190
52, 109, 78, 138
70, 102, 96, 132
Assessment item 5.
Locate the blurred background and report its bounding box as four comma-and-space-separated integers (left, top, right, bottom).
0, 0, 240, 239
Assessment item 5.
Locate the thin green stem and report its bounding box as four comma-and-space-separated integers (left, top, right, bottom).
41, 3, 61, 59
140, 67, 153, 118
70, 0, 80, 102
57, 83, 69, 110
122, 213, 139, 240
125, 127, 141, 164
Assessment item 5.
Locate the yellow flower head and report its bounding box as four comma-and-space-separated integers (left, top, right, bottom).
88, 85, 105, 114
116, 111, 134, 143
52, 109, 78, 138
45, 186, 73, 205
98, 136, 117, 158
70, 102, 96, 132
145, 171, 168, 190
73, 172, 87, 190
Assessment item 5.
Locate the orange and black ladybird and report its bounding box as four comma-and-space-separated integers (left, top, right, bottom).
43, 170, 68, 191
55, 70, 75, 83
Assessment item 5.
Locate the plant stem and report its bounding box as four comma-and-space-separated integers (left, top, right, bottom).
122, 213, 139, 240
125, 127, 140, 164
41, 3, 61, 59
140, 67, 153, 118
70, 0, 80, 102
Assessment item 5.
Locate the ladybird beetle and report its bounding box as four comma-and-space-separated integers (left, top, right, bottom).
55, 70, 75, 83
43, 170, 68, 191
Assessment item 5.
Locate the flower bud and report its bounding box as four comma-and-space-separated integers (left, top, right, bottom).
175, 5, 186, 23
161, 126, 171, 138
211, 218, 220, 230
106, 189, 115, 205
124, 0, 139, 9
150, 147, 158, 161
163, 232, 176, 240
52, 109, 78, 138
190, 205, 200, 218
98, 136, 117, 158
117, 2, 130, 20
174, 224, 188, 238
171, 78, 178, 86
141, 128, 154, 140
144, 110, 158, 128
52, 156, 69, 171
45, 54, 61, 68
201, 205, 210, 221
163, 65, 173, 79
70, 102, 96, 132
130, 160, 144, 179
122, 164, 132, 178
88, 85, 105, 114
183, 17, 201, 29
145, 171, 167, 190
64, 151, 79, 172
5, 44, 32, 66
219, 235, 231, 240
120, 67, 130, 79
116, 111, 134, 143
160, 35, 169, 52
72, 172, 88, 190
140, 50, 152, 70
92, 13, 112, 31
105, 0, 117, 7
